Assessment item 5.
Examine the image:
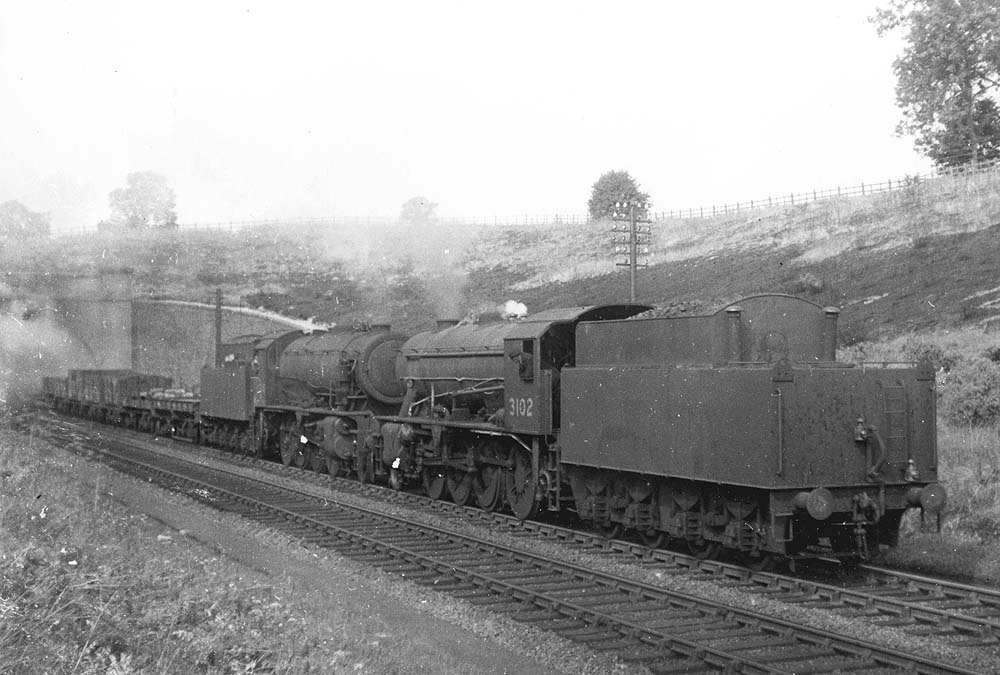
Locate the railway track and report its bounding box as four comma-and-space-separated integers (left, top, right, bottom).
139, 425, 1000, 652
35, 416, 991, 674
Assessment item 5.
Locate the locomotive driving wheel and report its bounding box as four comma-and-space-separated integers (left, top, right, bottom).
446, 469, 475, 506
506, 447, 539, 520
325, 454, 344, 477
473, 440, 505, 512
423, 467, 448, 500
308, 448, 327, 473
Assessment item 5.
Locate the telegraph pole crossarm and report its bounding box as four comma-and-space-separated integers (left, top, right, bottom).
610, 200, 652, 303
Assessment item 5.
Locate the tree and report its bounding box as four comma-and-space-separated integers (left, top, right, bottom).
874, 0, 1000, 167
587, 171, 650, 220
0, 200, 50, 238
399, 196, 438, 226
108, 171, 178, 229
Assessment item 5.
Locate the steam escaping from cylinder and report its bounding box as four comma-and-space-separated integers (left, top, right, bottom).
503, 300, 528, 320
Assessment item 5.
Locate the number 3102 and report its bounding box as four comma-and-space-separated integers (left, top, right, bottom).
508, 397, 534, 417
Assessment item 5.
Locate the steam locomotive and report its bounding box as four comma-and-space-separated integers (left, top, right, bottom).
42, 294, 946, 565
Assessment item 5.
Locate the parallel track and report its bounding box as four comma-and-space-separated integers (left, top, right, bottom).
147, 424, 1000, 650
36, 416, 987, 674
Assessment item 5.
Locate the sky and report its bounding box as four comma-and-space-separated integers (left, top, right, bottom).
0, 1, 927, 231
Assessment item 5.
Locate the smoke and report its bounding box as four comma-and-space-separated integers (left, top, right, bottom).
0, 296, 95, 411
310, 218, 484, 321
503, 300, 528, 319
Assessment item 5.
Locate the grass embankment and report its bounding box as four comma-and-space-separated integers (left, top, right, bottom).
0, 426, 371, 674
843, 327, 1000, 578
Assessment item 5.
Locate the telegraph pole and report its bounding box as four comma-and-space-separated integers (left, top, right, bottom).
610, 201, 652, 303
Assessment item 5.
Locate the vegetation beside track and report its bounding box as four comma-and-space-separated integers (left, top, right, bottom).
2, 423, 529, 674
0, 427, 357, 673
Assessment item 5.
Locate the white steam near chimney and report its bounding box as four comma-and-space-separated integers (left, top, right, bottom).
503, 300, 528, 319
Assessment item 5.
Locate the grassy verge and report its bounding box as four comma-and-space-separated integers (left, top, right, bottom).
886, 419, 1000, 584
0, 427, 375, 674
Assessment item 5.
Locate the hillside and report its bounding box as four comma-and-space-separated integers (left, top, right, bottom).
3, 169, 1000, 339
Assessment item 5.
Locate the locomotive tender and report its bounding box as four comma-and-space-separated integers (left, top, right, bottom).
41, 293, 946, 563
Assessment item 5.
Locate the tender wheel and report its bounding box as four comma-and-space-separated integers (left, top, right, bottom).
639, 529, 668, 549
506, 448, 539, 520
596, 522, 623, 539
737, 551, 777, 571
447, 469, 475, 506
687, 538, 722, 560
423, 467, 448, 500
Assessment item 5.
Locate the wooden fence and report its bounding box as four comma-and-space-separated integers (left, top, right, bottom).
48, 157, 1000, 237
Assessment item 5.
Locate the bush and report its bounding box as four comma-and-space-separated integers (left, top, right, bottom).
939, 356, 1000, 426
899, 339, 959, 372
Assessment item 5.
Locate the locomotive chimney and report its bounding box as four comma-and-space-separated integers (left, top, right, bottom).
822, 307, 840, 361
725, 305, 743, 362
436, 319, 460, 330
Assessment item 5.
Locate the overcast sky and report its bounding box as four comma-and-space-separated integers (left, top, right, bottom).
0, 1, 924, 231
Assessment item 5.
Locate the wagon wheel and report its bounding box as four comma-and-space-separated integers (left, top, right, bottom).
326, 454, 344, 478
506, 447, 539, 521
473, 441, 506, 512
423, 467, 448, 500
279, 428, 300, 466
238, 430, 254, 457
446, 469, 475, 506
